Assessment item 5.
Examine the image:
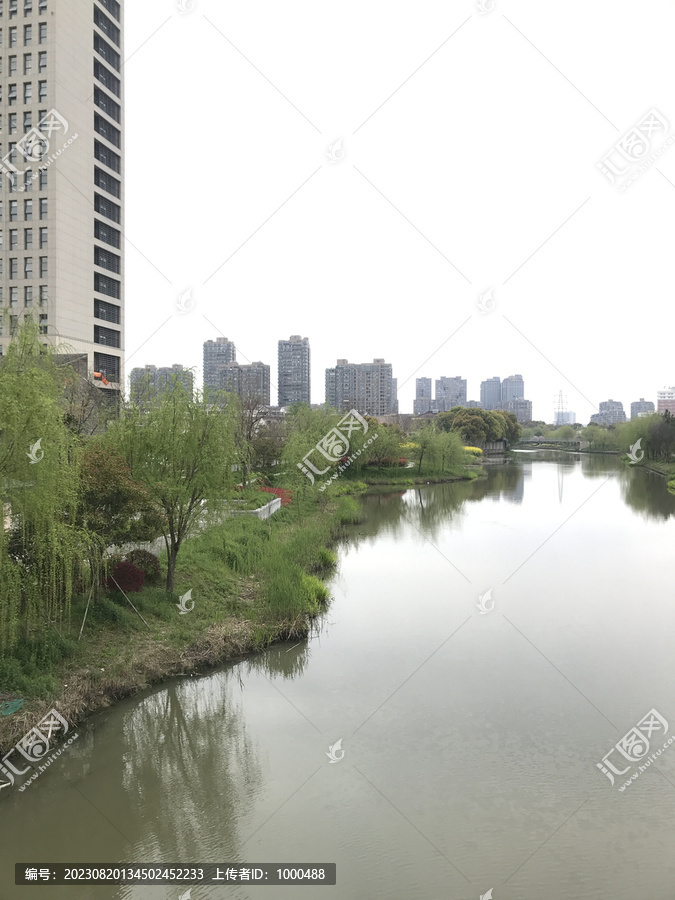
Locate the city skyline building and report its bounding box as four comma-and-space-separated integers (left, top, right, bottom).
414, 377, 432, 415
278, 334, 310, 407
129, 364, 193, 401
0, 0, 125, 396
325, 358, 394, 417
631, 398, 655, 419
219, 361, 271, 406
504, 398, 532, 424
435, 376, 467, 410
501, 374, 525, 405
480, 377, 502, 410
657, 387, 675, 416
203, 336, 236, 396
590, 399, 627, 426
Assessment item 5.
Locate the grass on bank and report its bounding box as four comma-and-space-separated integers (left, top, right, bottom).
0, 493, 363, 753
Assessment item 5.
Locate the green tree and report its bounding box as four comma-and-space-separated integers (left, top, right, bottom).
108, 383, 236, 591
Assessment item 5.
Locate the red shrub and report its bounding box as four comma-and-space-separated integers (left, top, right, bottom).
259, 486, 293, 506
107, 559, 146, 593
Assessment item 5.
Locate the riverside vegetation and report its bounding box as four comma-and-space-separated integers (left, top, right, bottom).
0, 322, 495, 753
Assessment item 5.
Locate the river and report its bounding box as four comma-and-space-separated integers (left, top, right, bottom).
2, 453, 675, 899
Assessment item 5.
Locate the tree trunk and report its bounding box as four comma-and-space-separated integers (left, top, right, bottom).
166, 543, 179, 592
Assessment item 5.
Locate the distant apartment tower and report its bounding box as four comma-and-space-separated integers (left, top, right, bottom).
590, 399, 627, 426
203, 337, 236, 395
465, 400, 483, 408
656, 387, 675, 415
501, 375, 525, 405
219, 361, 270, 406
414, 377, 432, 415
631, 398, 655, 419
504, 398, 532, 424
130, 364, 194, 401
554, 410, 577, 426
0, 0, 125, 395
392, 378, 399, 414
325, 358, 394, 417
480, 377, 502, 410
278, 335, 310, 406
435, 376, 467, 411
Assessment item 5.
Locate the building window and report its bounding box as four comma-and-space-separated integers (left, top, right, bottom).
0, 201, 3, 220
94, 245, 120, 273
8, 83, 17, 104
23, 110, 31, 130
9, 227, 17, 248
22, 22, 29, 43
23, 256, 32, 277
93, 352, 120, 382
23, 0, 32, 15
94, 324, 120, 348
39, 0, 46, 11
9, 199, 17, 220
24, 226, 31, 247
9, 0, 17, 15
94, 165, 120, 198
94, 271, 120, 298
37, 21, 45, 42
38, 225, 45, 247
38, 50, 46, 72
8, 173, 17, 192
23, 52, 31, 73
95, 218, 120, 248
38, 312, 47, 333
9, 54, 16, 73
38, 283, 46, 304
9, 257, 17, 278
93, 33, 120, 71
38, 196, 46, 217
10, 314, 19, 335
93, 60, 120, 98
38, 168, 46, 191
94, 7, 120, 46
24, 284, 32, 307
97, 0, 120, 23
23, 80, 31, 102
23, 169, 31, 191
94, 297, 120, 323
10, 286, 18, 306
94, 112, 120, 148
37, 79, 45, 101
94, 86, 120, 123
94, 139, 120, 173
9, 26, 17, 46
94, 193, 120, 223
38, 255, 46, 276
23, 198, 31, 218
8, 112, 17, 133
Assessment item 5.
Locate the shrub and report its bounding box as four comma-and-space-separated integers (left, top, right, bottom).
127, 549, 161, 584
107, 559, 145, 593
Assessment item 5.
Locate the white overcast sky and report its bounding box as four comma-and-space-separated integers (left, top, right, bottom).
123, 0, 675, 423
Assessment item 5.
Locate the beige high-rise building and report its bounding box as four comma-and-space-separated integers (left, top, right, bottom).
0, 0, 124, 396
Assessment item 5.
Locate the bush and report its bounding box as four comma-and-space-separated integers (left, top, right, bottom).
107, 559, 145, 592
127, 549, 161, 584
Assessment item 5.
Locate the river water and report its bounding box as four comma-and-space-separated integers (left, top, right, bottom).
2, 453, 675, 899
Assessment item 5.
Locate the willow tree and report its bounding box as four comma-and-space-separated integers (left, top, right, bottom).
108, 383, 237, 591
0, 319, 90, 652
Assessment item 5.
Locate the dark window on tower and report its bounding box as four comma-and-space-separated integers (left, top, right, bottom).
94, 7, 120, 46
94, 297, 120, 324
94, 351, 120, 382
93, 60, 120, 97
96, 0, 120, 22
94, 165, 120, 197
94, 139, 120, 173
94, 192, 120, 223
94, 86, 120, 123
94, 217, 121, 248
94, 245, 120, 273
94, 112, 120, 147
94, 324, 120, 348
93, 33, 119, 71
94, 271, 120, 298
